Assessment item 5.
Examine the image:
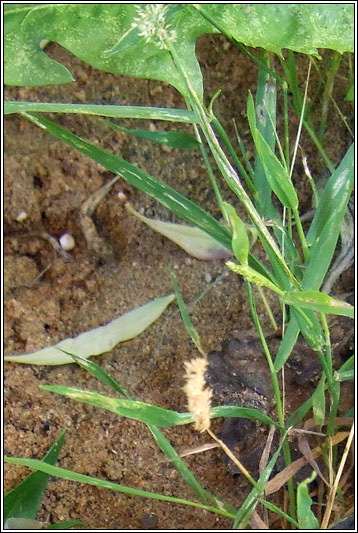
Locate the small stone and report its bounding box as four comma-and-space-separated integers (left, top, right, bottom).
204, 272, 212, 283
59, 233, 75, 251
117, 191, 127, 203
15, 210, 27, 222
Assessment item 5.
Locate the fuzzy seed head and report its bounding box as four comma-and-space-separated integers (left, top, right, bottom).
183, 357, 212, 432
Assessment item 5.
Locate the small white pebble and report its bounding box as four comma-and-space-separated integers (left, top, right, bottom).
59, 233, 75, 251
15, 210, 27, 222
117, 191, 127, 202
204, 272, 212, 283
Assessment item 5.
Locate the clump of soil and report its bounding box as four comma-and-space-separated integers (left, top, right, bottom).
4, 35, 354, 529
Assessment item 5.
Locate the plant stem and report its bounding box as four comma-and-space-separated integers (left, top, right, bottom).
167, 41, 299, 289
246, 282, 296, 519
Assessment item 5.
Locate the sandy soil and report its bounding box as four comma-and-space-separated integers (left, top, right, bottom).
4, 35, 354, 529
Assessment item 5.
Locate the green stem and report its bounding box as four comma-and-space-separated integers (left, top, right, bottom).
211, 116, 257, 197
166, 41, 299, 289
246, 282, 296, 519
293, 209, 310, 262
193, 123, 226, 218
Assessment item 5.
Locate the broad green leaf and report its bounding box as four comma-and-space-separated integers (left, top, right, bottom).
4, 101, 197, 123
282, 290, 354, 319
195, 4, 354, 56
4, 5, 74, 86
3, 457, 236, 519
109, 123, 200, 149
222, 203, 249, 265
296, 472, 320, 529
4, 295, 175, 365
4, 4, 214, 97
5, 4, 353, 93
126, 203, 232, 261
4, 430, 66, 523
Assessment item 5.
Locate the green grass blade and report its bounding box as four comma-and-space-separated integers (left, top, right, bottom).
109, 123, 200, 149
209, 406, 279, 428
306, 144, 354, 248
60, 350, 130, 399
147, 424, 235, 513
40, 386, 194, 427
282, 291, 354, 318
170, 271, 204, 354
44, 519, 87, 529
4, 458, 236, 520
5, 101, 197, 122
4, 430, 66, 522
233, 434, 285, 528
274, 143, 354, 370
21, 112, 233, 251
253, 52, 278, 218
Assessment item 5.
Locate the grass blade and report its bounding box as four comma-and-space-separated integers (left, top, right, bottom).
4, 430, 66, 523
109, 123, 200, 149
21, 112, 233, 251
40, 386, 194, 427
170, 271, 204, 354
4, 458, 236, 519
5, 101, 197, 122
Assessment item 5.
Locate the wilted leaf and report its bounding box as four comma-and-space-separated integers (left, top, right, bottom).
127, 203, 232, 260
4, 295, 175, 365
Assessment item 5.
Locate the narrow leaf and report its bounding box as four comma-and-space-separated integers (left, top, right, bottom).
109, 123, 200, 149
282, 290, 354, 318
44, 519, 87, 530
247, 92, 298, 209
63, 352, 130, 398
4, 295, 174, 365
170, 272, 203, 354
3, 458, 235, 519
4, 101, 197, 123
222, 202, 249, 265
40, 386, 194, 427
4, 430, 66, 522
21, 112, 233, 252
312, 376, 326, 427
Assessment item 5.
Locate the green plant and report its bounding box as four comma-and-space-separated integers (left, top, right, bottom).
4, 431, 86, 529
4, 3, 354, 529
